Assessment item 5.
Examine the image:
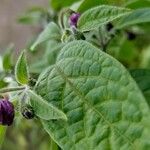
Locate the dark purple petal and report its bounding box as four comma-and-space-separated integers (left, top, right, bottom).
0, 99, 14, 126
0, 102, 3, 124
69, 13, 80, 27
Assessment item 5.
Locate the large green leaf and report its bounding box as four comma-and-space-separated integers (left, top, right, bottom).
30, 22, 61, 51
117, 8, 150, 29
35, 41, 150, 149
78, 5, 131, 32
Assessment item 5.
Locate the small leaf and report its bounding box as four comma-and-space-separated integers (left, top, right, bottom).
2, 44, 14, 71
17, 14, 40, 25
28, 90, 67, 121
30, 22, 61, 51
17, 6, 46, 25
117, 8, 150, 29
15, 51, 29, 85
78, 5, 131, 32
70, 0, 84, 12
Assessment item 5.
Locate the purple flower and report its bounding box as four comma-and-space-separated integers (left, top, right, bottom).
0, 99, 14, 126
69, 13, 80, 27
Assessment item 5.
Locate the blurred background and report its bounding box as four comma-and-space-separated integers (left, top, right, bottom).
0, 0, 48, 52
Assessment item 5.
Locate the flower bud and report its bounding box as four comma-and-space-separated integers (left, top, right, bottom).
69, 13, 80, 27
0, 99, 14, 126
21, 105, 34, 119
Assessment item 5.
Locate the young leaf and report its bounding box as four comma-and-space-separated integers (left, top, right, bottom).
78, 5, 131, 32
2, 44, 14, 71
117, 8, 150, 29
15, 51, 29, 85
28, 90, 67, 121
35, 41, 150, 149
30, 22, 61, 51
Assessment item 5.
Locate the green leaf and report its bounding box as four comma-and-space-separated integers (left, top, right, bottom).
78, 5, 131, 32
17, 6, 46, 25
29, 41, 64, 73
0, 126, 7, 148
2, 44, 14, 71
70, 0, 84, 12
0, 73, 8, 88
45, 41, 65, 65
30, 22, 61, 51
117, 8, 150, 29
15, 51, 29, 85
140, 45, 150, 68
77, 0, 106, 13
125, 0, 150, 9
50, 139, 59, 150
28, 90, 67, 121
35, 41, 150, 149
130, 69, 150, 92
130, 69, 150, 106
50, 0, 78, 11
143, 90, 150, 106
0, 80, 8, 89
17, 14, 41, 25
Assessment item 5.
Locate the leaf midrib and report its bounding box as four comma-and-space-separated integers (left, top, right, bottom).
54, 64, 136, 149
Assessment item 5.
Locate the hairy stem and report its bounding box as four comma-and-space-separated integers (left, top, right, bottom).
0, 86, 26, 93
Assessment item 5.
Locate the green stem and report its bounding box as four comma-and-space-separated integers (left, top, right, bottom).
58, 8, 74, 30
0, 86, 26, 93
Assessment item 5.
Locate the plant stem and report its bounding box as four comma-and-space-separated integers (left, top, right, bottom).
0, 86, 26, 93
98, 28, 106, 51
